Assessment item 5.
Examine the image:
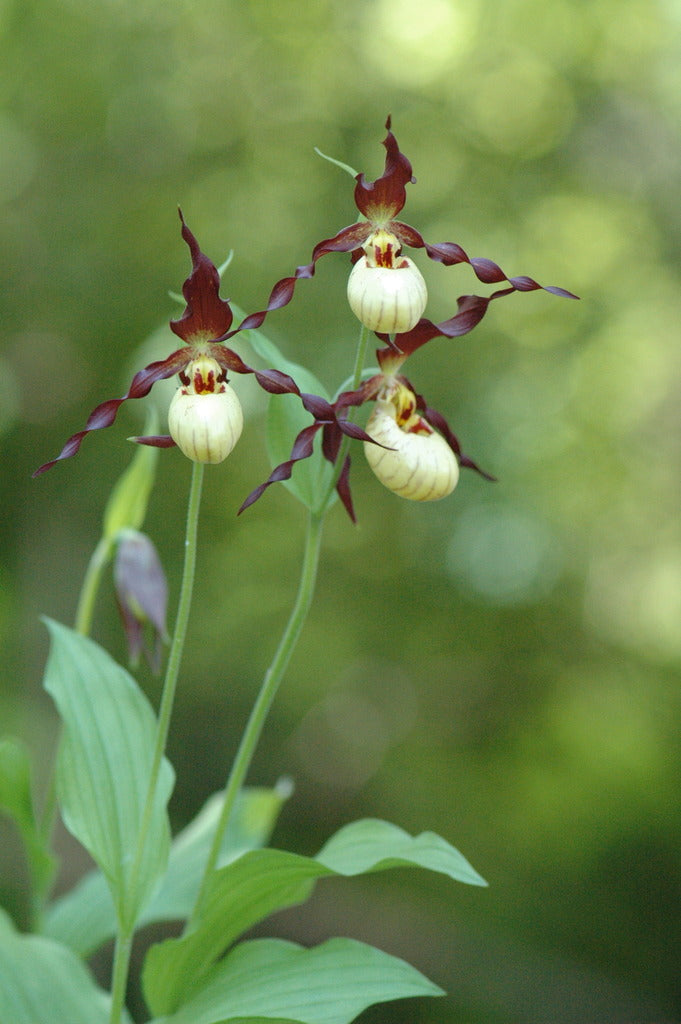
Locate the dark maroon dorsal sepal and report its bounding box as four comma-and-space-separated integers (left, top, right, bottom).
170, 209, 234, 343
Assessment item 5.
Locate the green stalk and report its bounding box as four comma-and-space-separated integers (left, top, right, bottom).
190, 508, 324, 923
141, 460, 205, 818
190, 321, 370, 924
109, 460, 205, 1024
74, 536, 113, 636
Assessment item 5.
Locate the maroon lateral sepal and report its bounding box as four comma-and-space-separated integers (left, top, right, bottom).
131, 435, 177, 448
335, 455, 356, 523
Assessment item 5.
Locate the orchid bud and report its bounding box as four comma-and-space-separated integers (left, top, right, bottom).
167, 355, 243, 464
363, 397, 459, 501
347, 229, 427, 333
114, 529, 168, 672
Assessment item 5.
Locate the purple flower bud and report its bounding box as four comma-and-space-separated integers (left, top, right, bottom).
114, 529, 168, 673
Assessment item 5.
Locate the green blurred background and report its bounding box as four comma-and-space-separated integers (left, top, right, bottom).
2, 0, 681, 1020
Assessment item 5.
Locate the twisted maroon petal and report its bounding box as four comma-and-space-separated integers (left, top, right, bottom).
391, 220, 578, 299
254, 368, 303, 395
223, 225, 373, 339
334, 378, 381, 414
210, 345, 257, 376
337, 419, 376, 443
238, 423, 323, 514
33, 349, 190, 476
422, 239, 579, 299
170, 210, 234, 343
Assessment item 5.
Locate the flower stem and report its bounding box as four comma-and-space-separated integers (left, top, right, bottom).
108, 933, 133, 1024
75, 536, 113, 636
108, 459, 205, 1024
144, 459, 204, 813
189, 508, 324, 924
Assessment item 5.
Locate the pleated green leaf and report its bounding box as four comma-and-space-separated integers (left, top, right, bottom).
44, 782, 292, 956
42, 619, 174, 930
143, 817, 484, 1016
151, 937, 443, 1024
144, 850, 318, 1015
0, 910, 131, 1024
315, 817, 487, 885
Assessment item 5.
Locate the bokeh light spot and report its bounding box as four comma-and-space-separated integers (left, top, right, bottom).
366, 0, 478, 84
467, 54, 575, 158
447, 504, 563, 604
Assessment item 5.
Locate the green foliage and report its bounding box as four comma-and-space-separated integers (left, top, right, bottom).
315, 818, 487, 882
149, 936, 443, 1024
42, 620, 174, 932
6, 2, 681, 1018
0, 910, 130, 1024
144, 817, 483, 1016
44, 784, 292, 956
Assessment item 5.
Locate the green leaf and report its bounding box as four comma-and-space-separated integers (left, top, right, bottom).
0, 909, 131, 1024
0, 736, 55, 894
151, 937, 443, 1024
316, 817, 487, 886
42, 619, 174, 931
201, 1019, 302, 1024
44, 782, 292, 956
144, 850, 319, 1014
143, 817, 484, 1016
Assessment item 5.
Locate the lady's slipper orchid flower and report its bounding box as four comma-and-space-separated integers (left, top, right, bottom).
240, 339, 492, 522
257, 116, 577, 340
33, 212, 328, 478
